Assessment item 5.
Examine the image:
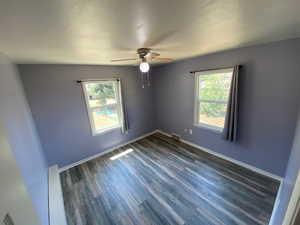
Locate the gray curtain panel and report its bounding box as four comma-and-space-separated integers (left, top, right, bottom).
223, 65, 240, 141
118, 79, 129, 134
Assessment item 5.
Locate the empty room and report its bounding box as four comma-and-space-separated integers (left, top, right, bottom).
1, 1, 300, 225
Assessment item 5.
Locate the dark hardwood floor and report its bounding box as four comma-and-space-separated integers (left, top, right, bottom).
60, 132, 280, 225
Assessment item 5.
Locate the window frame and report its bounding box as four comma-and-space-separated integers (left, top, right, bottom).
194, 68, 234, 132
82, 80, 123, 136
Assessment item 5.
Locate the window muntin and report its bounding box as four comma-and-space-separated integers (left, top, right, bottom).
82, 80, 122, 135
194, 68, 233, 131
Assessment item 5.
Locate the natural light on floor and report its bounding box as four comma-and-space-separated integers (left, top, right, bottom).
110, 148, 134, 160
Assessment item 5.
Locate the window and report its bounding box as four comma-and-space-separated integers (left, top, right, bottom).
82, 80, 123, 135
194, 68, 233, 131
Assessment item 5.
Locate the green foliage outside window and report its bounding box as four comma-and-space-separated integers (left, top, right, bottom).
87, 83, 115, 106
199, 73, 231, 117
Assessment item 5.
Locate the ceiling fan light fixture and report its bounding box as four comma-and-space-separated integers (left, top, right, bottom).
139, 61, 150, 73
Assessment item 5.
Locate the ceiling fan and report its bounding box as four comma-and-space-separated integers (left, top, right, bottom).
111, 48, 173, 73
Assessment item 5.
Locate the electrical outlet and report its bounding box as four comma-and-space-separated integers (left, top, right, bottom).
189, 129, 193, 135
184, 128, 188, 133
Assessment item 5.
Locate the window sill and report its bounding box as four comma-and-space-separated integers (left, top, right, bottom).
193, 123, 223, 134
92, 125, 121, 136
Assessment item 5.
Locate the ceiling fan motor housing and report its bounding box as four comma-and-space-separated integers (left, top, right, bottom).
137, 48, 151, 59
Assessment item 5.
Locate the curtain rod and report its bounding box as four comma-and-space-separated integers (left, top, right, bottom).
76, 78, 120, 83
190, 65, 241, 74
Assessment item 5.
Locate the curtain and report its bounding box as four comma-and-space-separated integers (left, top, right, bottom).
118, 79, 129, 134
223, 65, 240, 141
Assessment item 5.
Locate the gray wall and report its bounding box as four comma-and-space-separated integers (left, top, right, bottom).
19, 65, 156, 167
0, 54, 48, 225
152, 39, 300, 177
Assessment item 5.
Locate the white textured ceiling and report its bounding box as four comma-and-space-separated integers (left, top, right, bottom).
1, 0, 300, 65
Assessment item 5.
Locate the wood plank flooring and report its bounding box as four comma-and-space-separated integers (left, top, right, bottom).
60, 133, 280, 225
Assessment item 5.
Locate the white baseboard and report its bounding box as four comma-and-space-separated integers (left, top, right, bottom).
281, 172, 300, 225
59, 130, 158, 172
155, 129, 282, 181
155, 129, 283, 225
268, 181, 283, 225
60, 128, 282, 181
49, 165, 67, 225
54, 128, 283, 225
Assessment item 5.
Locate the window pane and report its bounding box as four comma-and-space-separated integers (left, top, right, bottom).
92, 105, 119, 131
85, 82, 117, 107
199, 72, 232, 101
199, 102, 227, 129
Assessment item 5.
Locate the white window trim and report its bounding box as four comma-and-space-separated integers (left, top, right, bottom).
193, 68, 234, 132
82, 80, 122, 136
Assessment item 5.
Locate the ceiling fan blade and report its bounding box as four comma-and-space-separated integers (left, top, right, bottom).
150, 52, 160, 57
151, 57, 173, 62
111, 58, 138, 62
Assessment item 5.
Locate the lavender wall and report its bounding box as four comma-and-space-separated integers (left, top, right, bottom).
18, 39, 300, 176
152, 39, 300, 177
19, 65, 156, 167
0, 54, 48, 225
271, 113, 300, 225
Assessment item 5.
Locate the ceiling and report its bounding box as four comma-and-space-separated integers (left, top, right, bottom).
1, 0, 300, 65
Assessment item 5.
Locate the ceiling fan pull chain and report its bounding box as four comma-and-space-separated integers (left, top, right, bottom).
147, 71, 151, 87
141, 71, 145, 88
